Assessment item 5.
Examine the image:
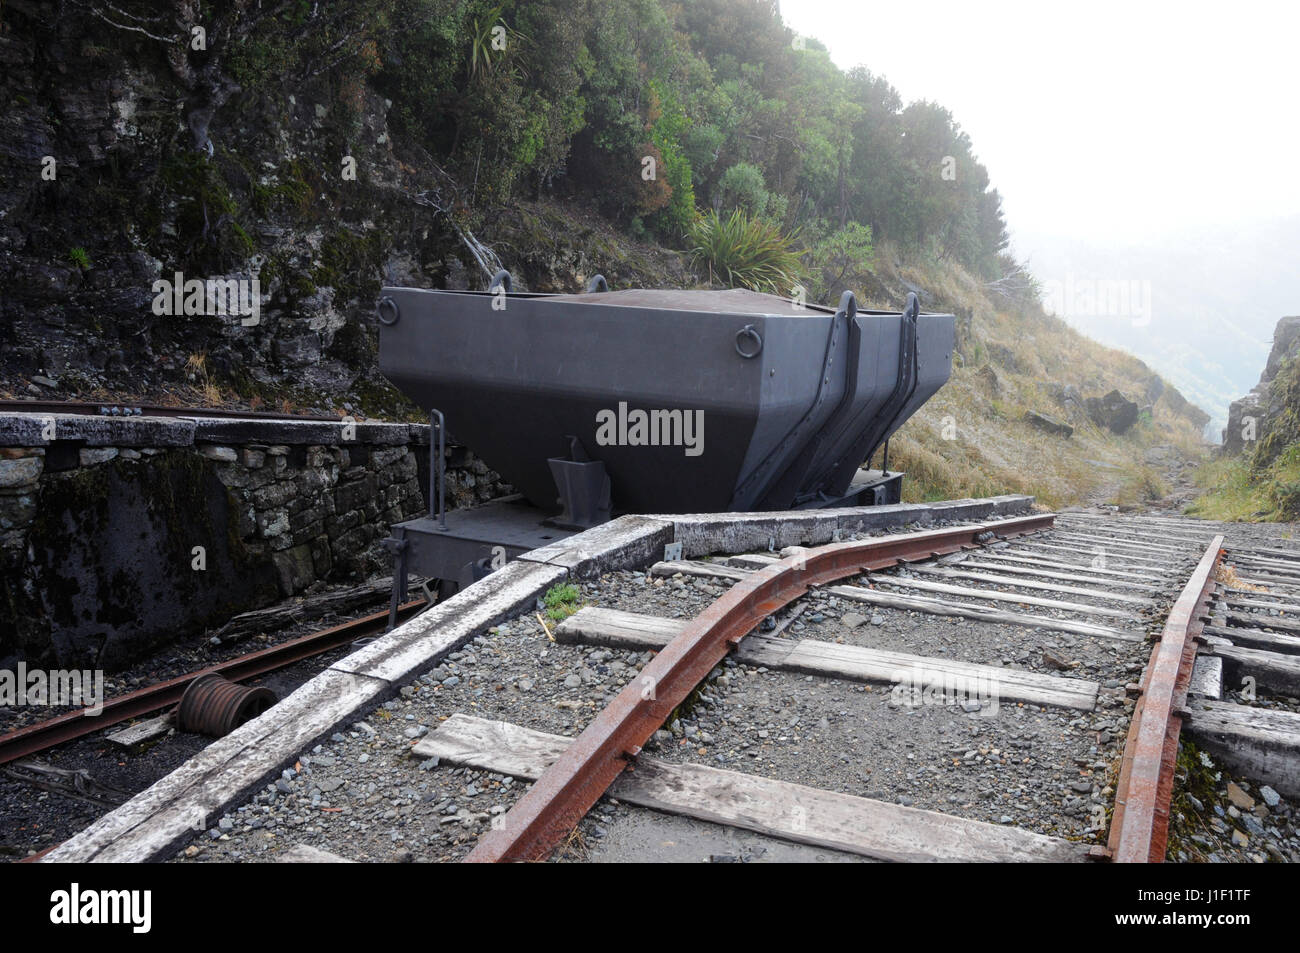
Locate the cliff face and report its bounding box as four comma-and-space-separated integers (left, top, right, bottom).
0, 4, 684, 415
1190, 314, 1300, 521
1224, 316, 1300, 455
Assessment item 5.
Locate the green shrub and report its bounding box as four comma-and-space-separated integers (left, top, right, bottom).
713, 162, 770, 218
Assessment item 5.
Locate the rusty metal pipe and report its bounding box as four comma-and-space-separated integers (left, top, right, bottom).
177, 674, 276, 737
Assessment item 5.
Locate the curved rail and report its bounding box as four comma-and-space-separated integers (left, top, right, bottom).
1106, 535, 1224, 863
465, 512, 1056, 862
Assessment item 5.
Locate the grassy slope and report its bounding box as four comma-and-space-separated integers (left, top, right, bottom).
860, 246, 1209, 509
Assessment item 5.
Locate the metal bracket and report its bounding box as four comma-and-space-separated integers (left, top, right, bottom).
663, 542, 683, 561
429, 409, 448, 531
730, 292, 854, 509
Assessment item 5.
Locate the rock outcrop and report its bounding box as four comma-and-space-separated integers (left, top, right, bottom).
1022, 410, 1073, 438
1085, 389, 1140, 434
1224, 316, 1300, 454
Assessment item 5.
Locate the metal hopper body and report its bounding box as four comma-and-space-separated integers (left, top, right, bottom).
377, 285, 954, 515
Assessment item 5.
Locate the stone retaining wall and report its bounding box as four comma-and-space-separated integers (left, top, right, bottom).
0, 413, 507, 668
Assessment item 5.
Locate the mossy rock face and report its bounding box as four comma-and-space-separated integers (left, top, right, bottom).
1250, 358, 1300, 472
2, 452, 279, 670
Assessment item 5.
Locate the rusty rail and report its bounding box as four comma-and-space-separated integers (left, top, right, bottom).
465, 512, 1056, 862
0, 600, 424, 766
1106, 535, 1224, 863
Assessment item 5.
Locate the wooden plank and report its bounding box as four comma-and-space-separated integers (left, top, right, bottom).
415, 713, 1087, 862
1049, 525, 1196, 545
1052, 530, 1209, 552
649, 559, 748, 581
106, 714, 174, 748
954, 559, 1162, 593
1202, 624, 1300, 656
911, 564, 1156, 606
213, 578, 394, 642
1226, 560, 1300, 582
1056, 517, 1210, 535
555, 606, 1099, 710
1224, 552, 1300, 574
825, 584, 1141, 641
519, 515, 673, 579
1039, 532, 1190, 557
1049, 527, 1202, 551
1018, 537, 1183, 562
43, 558, 571, 863
1234, 546, 1300, 562
966, 551, 1162, 582
277, 844, 356, 863
1184, 700, 1300, 799
1055, 518, 1213, 541
778, 638, 1098, 710
1188, 656, 1223, 699
1013, 541, 1182, 569
865, 574, 1134, 620
727, 553, 782, 569
1207, 643, 1300, 695
1231, 572, 1300, 592
1225, 611, 1300, 637
1003, 546, 1178, 575
1222, 595, 1300, 615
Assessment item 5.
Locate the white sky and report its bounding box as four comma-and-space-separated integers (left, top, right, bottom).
779, 0, 1300, 251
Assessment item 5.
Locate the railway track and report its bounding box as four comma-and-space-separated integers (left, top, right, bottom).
0, 601, 425, 766
173, 510, 1300, 864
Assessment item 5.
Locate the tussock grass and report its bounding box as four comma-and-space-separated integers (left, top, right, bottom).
688, 208, 801, 294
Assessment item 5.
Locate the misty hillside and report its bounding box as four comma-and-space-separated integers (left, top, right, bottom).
1016, 215, 1300, 438
863, 251, 1209, 509
0, 0, 1212, 507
